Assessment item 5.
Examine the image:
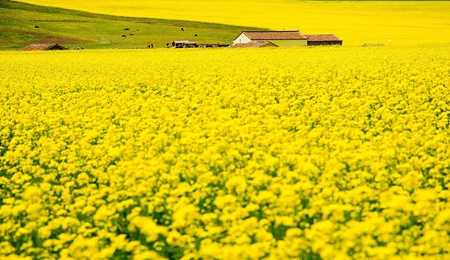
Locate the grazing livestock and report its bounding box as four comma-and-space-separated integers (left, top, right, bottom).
181, 27, 184, 31
121, 34, 126, 37
35, 26, 39, 28
195, 34, 197, 37
147, 44, 154, 48
123, 28, 129, 30
129, 33, 134, 36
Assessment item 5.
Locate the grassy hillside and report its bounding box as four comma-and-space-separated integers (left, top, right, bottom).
0, 0, 262, 50
13, 0, 450, 46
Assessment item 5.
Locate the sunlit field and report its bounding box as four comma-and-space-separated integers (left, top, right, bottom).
14, 0, 450, 45
1, 45, 450, 259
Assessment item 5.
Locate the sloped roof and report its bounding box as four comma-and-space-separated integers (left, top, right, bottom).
305, 34, 342, 42
21, 43, 67, 51
230, 41, 278, 48
240, 31, 307, 40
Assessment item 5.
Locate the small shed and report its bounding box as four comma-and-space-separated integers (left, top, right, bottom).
230, 41, 278, 48
233, 30, 307, 47
172, 40, 198, 48
21, 43, 67, 51
305, 35, 342, 46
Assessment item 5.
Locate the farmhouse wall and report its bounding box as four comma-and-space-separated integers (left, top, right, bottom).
233, 34, 252, 44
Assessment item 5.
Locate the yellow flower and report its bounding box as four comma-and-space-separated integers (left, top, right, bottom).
1, 43, 450, 259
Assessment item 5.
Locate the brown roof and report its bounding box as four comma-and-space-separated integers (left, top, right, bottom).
241, 31, 307, 40
230, 41, 278, 48
305, 34, 342, 42
21, 43, 67, 51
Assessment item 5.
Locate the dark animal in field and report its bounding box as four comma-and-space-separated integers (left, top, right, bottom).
35, 26, 39, 28
147, 44, 154, 48
121, 34, 126, 37
130, 33, 134, 36
181, 27, 184, 31
195, 34, 197, 37
123, 28, 130, 30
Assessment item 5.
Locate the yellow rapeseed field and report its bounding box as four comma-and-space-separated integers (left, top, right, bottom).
14, 0, 450, 45
1, 45, 450, 259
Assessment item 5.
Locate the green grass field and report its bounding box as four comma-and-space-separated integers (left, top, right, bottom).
0, 0, 262, 50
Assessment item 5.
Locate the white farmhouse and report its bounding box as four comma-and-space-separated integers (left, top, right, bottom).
233, 30, 308, 47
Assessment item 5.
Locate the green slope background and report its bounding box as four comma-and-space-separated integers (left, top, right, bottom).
0, 0, 261, 50
8, 0, 450, 47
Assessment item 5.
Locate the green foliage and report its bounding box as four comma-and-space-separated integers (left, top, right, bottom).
0, 0, 262, 50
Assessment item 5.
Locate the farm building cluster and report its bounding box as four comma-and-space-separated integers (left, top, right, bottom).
21, 30, 342, 50
231, 30, 342, 48
171, 30, 342, 49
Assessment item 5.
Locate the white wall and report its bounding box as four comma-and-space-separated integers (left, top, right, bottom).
233, 33, 252, 44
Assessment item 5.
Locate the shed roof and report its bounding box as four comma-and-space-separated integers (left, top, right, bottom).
239, 31, 307, 40
305, 34, 342, 42
21, 43, 67, 51
230, 41, 278, 48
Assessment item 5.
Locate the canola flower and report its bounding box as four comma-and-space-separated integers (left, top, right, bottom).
0, 45, 450, 259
